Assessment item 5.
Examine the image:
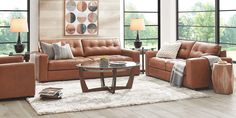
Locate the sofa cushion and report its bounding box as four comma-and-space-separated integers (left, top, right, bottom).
156, 43, 181, 59
82, 39, 122, 56
87, 55, 133, 61
41, 42, 61, 60
165, 59, 186, 72
166, 60, 174, 72
40, 39, 84, 57
48, 57, 92, 71
53, 44, 74, 60
149, 57, 166, 70
177, 40, 195, 59
189, 42, 221, 58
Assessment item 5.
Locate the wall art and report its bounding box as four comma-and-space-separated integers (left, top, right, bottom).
65, 0, 98, 35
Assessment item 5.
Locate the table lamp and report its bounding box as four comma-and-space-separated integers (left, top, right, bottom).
10, 18, 29, 53
130, 18, 145, 48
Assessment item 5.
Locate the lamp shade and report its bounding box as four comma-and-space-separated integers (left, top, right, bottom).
10, 18, 29, 32
130, 18, 145, 31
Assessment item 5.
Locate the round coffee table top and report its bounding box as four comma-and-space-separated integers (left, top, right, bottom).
76, 61, 139, 69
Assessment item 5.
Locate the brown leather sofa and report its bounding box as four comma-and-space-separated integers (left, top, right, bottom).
0, 56, 35, 99
146, 40, 232, 89
32, 38, 140, 82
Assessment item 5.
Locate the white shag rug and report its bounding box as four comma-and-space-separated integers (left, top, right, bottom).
27, 75, 209, 115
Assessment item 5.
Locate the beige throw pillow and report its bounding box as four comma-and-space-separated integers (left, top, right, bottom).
156, 43, 181, 59
41, 42, 61, 60
53, 43, 74, 60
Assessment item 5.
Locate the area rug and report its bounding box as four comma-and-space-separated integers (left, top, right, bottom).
27, 75, 209, 115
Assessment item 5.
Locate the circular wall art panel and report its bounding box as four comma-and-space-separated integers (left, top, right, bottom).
88, 13, 97, 22
66, 0, 76, 11
77, 1, 87, 12
66, 12, 76, 23
77, 13, 87, 23
88, 1, 98, 12
66, 24, 76, 34
77, 24, 87, 34
87, 23, 97, 34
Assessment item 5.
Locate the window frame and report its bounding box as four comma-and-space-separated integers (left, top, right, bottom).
123, 0, 161, 49
0, 0, 30, 52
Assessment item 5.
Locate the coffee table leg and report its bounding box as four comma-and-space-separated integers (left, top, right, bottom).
111, 68, 117, 94
100, 69, 105, 87
126, 68, 135, 89
79, 67, 88, 92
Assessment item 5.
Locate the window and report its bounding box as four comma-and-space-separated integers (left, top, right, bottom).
0, 0, 30, 55
178, 0, 215, 43
124, 0, 160, 49
220, 0, 236, 61
177, 0, 236, 61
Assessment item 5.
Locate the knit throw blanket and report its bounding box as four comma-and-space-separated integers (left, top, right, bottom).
170, 55, 220, 87
170, 59, 186, 87
201, 55, 220, 68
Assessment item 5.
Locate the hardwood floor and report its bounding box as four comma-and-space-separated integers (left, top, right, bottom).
1, 79, 236, 118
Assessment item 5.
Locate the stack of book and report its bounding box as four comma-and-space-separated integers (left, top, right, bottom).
39, 87, 63, 100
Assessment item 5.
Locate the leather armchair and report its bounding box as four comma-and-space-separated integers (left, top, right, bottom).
0, 56, 35, 99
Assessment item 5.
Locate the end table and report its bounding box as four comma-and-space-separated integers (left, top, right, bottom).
212, 63, 234, 95
132, 47, 155, 74
9, 52, 30, 62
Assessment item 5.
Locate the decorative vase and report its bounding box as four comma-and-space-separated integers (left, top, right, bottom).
100, 58, 109, 67
134, 40, 142, 48
14, 43, 25, 53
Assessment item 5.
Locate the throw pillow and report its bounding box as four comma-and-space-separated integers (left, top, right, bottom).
53, 43, 74, 60
41, 42, 61, 60
156, 43, 182, 59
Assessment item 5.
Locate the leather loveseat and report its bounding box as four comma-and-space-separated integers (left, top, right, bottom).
32, 38, 140, 82
0, 56, 35, 99
145, 40, 232, 89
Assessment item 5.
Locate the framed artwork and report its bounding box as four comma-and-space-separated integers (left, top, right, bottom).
64, 0, 98, 36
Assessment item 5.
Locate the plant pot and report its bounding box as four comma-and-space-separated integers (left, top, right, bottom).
134, 41, 142, 48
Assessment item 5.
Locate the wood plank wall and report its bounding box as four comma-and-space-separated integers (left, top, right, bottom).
39, 0, 120, 40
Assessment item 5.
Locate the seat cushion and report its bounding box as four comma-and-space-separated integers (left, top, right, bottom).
81, 38, 122, 56
87, 55, 133, 61
166, 60, 174, 72
189, 42, 221, 58
149, 57, 167, 70
165, 59, 186, 72
48, 57, 92, 71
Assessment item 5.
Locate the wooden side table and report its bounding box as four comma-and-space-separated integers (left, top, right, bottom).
212, 63, 234, 95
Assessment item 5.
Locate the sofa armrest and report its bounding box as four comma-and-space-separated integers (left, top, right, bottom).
0, 56, 23, 64
30, 53, 48, 82
185, 58, 211, 88
121, 49, 140, 62
145, 51, 158, 75
220, 57, 232, 63
0, 62, 35, 99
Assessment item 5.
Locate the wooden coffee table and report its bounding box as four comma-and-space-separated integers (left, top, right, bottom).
76, 61, 139, 94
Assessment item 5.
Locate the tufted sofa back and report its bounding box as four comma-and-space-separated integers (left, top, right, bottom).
40, 39, 84, 57
189, 42, 221, 58
81, 38, 121, 56
177, 40, 196, 59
